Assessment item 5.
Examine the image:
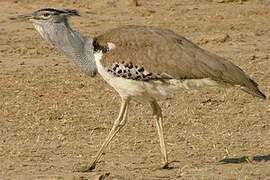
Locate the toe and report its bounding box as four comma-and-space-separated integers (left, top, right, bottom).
73, 163, 96, 172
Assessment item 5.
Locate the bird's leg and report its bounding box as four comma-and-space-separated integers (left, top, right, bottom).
89, 98, 130, 168
150, 100, 169, 169
76, 97, 130, 172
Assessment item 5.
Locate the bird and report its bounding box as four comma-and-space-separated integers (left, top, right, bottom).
11, 8, 266, 172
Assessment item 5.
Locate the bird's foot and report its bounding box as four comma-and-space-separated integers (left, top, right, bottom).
161, 162, 172, 169
73, 163, 96, 172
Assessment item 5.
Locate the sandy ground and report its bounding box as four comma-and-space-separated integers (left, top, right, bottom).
1, 0, 270, 179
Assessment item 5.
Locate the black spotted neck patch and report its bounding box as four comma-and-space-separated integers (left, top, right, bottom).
106, 62, 172, 81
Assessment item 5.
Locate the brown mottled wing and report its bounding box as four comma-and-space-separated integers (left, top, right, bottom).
95, 25, 266, 99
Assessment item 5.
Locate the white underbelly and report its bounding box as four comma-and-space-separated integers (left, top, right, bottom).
95, 52, 218, 101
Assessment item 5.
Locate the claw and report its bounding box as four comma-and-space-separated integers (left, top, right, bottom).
161, 162, 173, 169
73, 163, 96, 172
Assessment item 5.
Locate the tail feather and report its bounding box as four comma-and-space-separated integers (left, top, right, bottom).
238, 78, 267, 100
240, 86, 267, 99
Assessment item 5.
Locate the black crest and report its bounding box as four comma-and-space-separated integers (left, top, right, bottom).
36, 8, 80, 16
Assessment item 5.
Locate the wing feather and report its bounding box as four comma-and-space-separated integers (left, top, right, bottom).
95, 25, 266, 99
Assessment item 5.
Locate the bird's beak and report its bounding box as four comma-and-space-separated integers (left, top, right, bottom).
9, 14, 33, 21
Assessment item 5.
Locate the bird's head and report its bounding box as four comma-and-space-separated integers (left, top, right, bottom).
10, 8, 79, 24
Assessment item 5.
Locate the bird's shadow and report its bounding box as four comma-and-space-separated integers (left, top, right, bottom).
219, 154, 270, 164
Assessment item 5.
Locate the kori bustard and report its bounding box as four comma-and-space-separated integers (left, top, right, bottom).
11, 8, 266, 172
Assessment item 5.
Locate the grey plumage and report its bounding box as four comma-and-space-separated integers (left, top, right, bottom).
49, 27, 97, 76
24, 8, 97, 76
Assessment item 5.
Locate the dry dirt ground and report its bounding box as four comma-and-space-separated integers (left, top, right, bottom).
1, 0, 270, 179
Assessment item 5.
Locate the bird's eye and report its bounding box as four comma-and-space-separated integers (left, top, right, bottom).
43, 13, 50, 17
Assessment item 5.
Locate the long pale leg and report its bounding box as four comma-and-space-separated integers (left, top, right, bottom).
150, 100, 169, 168
76, 97, 130, 172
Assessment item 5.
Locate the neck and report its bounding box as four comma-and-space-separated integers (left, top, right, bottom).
33, 20, 97, 76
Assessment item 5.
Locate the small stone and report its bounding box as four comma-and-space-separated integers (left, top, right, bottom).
246, 155, 254, 162
139, 8, 155, 17
78, 83, 85, 88
250, 55, 256, 60
129, 0, 139, 7
94, 173, 110, 180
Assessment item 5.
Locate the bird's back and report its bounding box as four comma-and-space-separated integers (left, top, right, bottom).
95, 25, 266, 99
